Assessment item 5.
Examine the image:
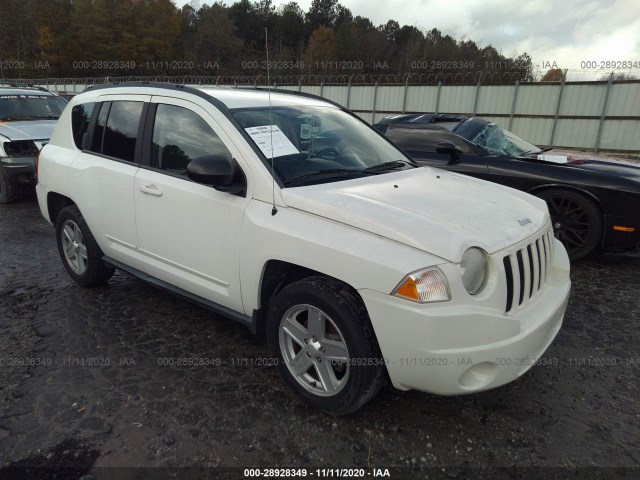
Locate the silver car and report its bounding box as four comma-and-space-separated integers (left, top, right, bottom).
0, 87, 67, 203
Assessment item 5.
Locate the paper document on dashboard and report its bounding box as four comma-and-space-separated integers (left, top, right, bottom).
536, 154, 568, 163
245, 125, 300, 158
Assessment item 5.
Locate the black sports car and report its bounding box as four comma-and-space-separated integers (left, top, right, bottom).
375, 114, 640, 260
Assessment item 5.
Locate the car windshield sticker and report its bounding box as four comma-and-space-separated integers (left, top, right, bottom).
245, 125, 300, 158
536, 154, 568, 164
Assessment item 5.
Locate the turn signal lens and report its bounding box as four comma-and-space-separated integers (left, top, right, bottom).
613, 226, 635, 232
392, 267, 451, 303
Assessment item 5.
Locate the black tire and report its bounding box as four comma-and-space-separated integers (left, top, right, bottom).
266, 276, 385, 415
55, 205, 115, 287
536, 188, 602, 261
0, 170, 19, 204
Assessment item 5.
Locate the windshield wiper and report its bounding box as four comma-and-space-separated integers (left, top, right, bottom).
0, 115, 59, 121
520, 147, 551, 157
0, 115, 37, 121
361, 160, 414, 173
283, 168, 361, 186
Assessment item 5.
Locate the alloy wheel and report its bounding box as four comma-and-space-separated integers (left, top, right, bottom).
279, 304, 350, 397
60, 219, 88, 274
546, 195, 591, 256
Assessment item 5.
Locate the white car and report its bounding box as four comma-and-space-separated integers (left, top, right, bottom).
36, 83, 570, 415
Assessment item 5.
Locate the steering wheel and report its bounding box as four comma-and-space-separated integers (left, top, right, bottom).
314, 147, 340, 158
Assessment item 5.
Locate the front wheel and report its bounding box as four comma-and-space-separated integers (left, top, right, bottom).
266, 276, 385, 415
0, 170, 18, 204
55, 205, 115, 287
536, 188, 602, 261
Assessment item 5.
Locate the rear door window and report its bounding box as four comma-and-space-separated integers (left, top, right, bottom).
102, 101, 144, 162
89, 100, 144, 163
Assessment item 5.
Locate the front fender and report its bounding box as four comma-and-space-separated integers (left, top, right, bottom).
239, 200, 447, 314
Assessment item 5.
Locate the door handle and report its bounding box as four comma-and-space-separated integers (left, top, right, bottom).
138, 184, 163, 196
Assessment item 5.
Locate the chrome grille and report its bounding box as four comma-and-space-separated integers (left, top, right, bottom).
503, 228, 554, 313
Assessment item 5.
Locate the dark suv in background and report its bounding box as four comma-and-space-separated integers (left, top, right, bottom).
0, 86, 67, 203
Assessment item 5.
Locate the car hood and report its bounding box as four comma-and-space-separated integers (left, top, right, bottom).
533, 150, 640, 183
0, 120, 56, 142
282, 168, 550, 262
567, 159, 640, 182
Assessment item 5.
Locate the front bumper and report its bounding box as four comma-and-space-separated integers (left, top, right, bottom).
0, 158, 36, 184
360, 238, 570, 395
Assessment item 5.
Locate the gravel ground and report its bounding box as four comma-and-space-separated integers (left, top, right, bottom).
0, 198, 639, 479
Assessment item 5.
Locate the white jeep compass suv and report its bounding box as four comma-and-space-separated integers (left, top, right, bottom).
36, 82, 570, 414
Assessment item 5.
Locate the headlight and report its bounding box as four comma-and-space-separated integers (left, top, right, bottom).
2, 140, 39, 157
392, 267, 450, 303
460, 247, 488, 295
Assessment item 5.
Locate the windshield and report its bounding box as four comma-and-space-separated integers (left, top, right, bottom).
470, 123, 541, 156
232, 105, 413, 186
0, 94, 67, 120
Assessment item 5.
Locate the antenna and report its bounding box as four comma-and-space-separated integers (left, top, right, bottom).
266, 27, 277, 216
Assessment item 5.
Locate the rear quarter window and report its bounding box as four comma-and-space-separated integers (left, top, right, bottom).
71, 103, 95, 149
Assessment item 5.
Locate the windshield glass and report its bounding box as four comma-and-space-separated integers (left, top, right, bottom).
231, 105, 412, 186
470, 123, 541, 156
0, 94, 67, 120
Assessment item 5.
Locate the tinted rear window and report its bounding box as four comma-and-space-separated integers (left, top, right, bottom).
71, 103, 94, 149
89, 101, 143, 162
102, 101, 143, 162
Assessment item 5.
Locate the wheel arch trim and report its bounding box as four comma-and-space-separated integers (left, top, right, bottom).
527, 184, 603, 213
46, 191, 77, 225
254, 259, 367, 335
528, 183, 606, 247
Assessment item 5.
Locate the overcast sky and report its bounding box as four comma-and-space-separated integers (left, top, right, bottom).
175, 0, 640, 80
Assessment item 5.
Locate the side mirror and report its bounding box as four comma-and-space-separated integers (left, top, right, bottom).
187, 155, 246, 196
436, 142, 463, 165
187, 155, 233, 185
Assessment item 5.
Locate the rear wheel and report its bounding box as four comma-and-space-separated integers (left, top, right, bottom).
536, 189, 602, 261
55, 205, 115, 286
266, 276, 385, 415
